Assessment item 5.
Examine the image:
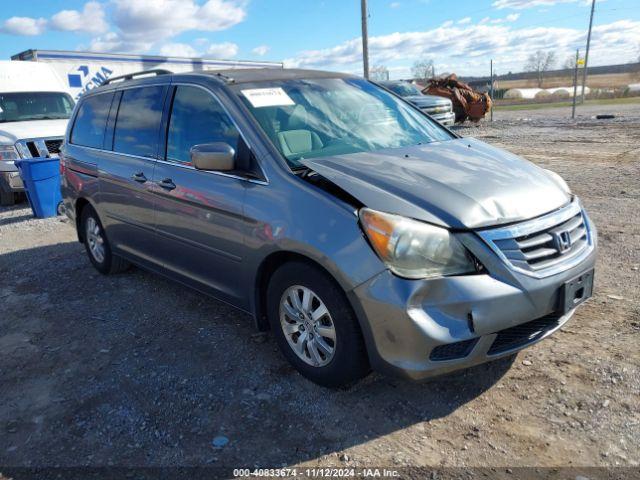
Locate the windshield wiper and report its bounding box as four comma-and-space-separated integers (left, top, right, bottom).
0, 116, 68, 123
292, 165, 314, 178
31, 115, 69, 120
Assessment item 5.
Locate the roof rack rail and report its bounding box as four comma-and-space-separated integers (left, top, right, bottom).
102, 69, 172, 86
213, 72, 235, 84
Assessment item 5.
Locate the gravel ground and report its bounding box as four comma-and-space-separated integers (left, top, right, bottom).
0, 103, 638, 474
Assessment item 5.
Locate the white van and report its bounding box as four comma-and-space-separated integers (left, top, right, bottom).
0, 61, 74, 205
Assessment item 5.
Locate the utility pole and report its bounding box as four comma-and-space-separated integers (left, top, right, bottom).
361, 0, 370, 79
580, 0, 595, 104
572, 49, 580, 119
490, 59, 494, 122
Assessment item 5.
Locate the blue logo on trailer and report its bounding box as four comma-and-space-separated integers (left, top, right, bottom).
67, 65, 89, 88
67, 65, 114, 99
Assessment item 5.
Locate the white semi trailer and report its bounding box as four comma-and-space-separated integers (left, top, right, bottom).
12, 49, 283, 100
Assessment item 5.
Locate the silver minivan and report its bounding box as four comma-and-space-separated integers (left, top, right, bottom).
61, 69, 597, 387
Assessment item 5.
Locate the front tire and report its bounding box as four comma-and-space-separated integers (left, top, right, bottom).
267, 261, 370, 387
80, 206, 130, 274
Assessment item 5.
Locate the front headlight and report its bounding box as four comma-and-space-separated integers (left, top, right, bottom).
359, 208, 476, 279
0, 144, 19, 162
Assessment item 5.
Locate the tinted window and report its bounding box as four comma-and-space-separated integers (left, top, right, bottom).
166, 86, 240, 164
70, 93, 113, 148
113, 86, 164, 157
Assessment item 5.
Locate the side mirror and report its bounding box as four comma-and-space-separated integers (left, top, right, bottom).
190, 143, 235, 171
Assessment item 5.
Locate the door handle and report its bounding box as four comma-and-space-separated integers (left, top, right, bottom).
158, 178, 176, 191
132, 172, 147, 183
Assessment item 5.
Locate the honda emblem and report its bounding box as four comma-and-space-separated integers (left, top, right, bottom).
553, 230, 572, 253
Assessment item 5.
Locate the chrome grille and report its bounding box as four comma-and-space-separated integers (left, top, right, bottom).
422, 105, 451, 115
15, 137, 63, 159
44, 139, 63, 154
478, 200, 594, 278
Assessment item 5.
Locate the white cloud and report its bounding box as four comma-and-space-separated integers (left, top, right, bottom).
2, 0, 246, 48
493, 0, 596, 9
284, 19, 640, 77
89, 0, 247, 53
89, 31, 154, 53
156, 40, 239, 59
252, 45, 270, 56
441, 20, 454, 28
490, 13, 520, 23
111, 0, 245, 39
50, 1, 108, 34
457, 17, 472, 25
0, 16, 47, 36
159, 42, 200, 57
390, 2, 401, 8
206, 42, 239, 58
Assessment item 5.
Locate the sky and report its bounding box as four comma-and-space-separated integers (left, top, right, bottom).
0, 0, 639, 78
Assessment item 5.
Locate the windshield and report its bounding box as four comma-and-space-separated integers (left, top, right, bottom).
381, 82, 423, 97
0, 92, 74, 123
234, 77, 452, 167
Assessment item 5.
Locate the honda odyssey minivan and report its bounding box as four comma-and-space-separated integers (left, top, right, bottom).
61, 68, 596, 387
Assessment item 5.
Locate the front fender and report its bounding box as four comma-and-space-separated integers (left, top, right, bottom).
243, 173, 386, 298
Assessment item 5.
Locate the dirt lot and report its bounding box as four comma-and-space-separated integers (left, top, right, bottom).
0, 103, 638, 475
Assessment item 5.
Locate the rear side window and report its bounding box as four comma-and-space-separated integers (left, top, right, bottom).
113, 86, 164, 157
70, 92, 114, 148
166, 86, 240, 164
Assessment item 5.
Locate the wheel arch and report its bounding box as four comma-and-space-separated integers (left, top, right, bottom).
253, 250, 353, 332
75, 197, 103, 244
75, 197, 93, 243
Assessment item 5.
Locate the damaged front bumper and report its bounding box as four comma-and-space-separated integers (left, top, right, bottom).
348, 204, 597, 380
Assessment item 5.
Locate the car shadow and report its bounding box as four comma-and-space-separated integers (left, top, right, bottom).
0, 213, 34, 227
0, 241, 514, 469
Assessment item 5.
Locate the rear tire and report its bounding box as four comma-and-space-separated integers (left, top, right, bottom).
80, 206, 130, 274
0, 190, 16, 206
267, 261, 370, 387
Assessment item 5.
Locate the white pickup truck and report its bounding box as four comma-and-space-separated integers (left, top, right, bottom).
0, 61, 74, 205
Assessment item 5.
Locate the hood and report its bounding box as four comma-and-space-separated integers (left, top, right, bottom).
0, 119, 69, 144
300, 137, 571, 229
404, 95, 451, 108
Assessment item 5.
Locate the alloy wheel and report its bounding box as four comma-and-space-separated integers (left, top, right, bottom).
279, 285, 336, 367
86, 217, 105, 264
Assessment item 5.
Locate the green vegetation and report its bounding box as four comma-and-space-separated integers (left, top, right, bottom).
494, 96, 640, 111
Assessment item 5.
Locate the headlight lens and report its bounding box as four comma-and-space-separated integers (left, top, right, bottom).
359, 208, 476, 279
0, 144, 19, 162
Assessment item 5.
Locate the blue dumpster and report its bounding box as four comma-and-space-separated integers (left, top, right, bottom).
14, 158, 62, 218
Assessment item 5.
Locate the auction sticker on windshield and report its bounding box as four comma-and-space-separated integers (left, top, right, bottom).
242, 88, 295, 108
